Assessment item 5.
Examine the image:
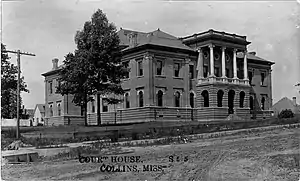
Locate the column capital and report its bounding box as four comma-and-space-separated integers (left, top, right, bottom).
143, 53, 153, 60
197, 47, 203, 53
233, 48, 238, 53
244, 49, 248, 53
221, 46, 226, 51
208, 44, 215, 49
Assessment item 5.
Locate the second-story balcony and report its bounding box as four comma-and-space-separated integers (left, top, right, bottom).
198, 76, 250, 86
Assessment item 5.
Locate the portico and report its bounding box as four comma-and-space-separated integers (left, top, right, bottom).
196, 44, 249, 86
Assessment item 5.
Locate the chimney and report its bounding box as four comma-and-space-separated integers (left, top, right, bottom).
52, 58, 59, 70
129, 32, 138, 48
292, 97, 297, 106
249, 51, 256, 56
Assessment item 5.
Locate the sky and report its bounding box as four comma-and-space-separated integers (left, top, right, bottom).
2, 0, 300, 109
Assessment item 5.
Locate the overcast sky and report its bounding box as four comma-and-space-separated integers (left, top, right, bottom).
2, 0, 300, 109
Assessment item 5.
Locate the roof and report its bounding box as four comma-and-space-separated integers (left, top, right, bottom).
35, 104, 45, 113
118, 28, 194, 52
180, 29, 250, 45
272, 97, 300, 113
41, 64, 64, 77
237, 52, 275, 65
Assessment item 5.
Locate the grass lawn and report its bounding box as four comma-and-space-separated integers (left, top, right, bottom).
2, 126, 299, 180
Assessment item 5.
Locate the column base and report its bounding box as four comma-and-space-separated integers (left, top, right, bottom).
233, 77, 238, 84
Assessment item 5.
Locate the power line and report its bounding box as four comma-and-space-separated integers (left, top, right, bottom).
3, 49, 35, 139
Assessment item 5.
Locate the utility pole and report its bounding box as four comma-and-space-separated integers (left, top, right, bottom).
3, 49, 35, 139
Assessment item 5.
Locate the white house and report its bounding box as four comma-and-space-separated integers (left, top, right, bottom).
272, 97, 300, 116
33, 104, 45, 126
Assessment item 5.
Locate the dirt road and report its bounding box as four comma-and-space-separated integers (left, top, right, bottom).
2, 127, 299, 181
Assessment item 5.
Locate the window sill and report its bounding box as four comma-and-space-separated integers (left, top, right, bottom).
137, 76, 144, 78
155, 75, 166, 78
173, 77, 184, 80
121, 78, 130, 81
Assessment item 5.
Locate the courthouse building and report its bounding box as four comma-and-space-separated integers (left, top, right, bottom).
42, 28, 274, 125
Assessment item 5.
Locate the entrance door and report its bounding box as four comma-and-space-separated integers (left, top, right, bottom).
228, 90, 235, 114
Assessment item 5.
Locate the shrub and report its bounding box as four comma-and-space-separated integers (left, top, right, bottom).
278, 109, 294, 119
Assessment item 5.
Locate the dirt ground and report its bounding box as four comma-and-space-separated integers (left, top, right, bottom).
2, 127, 300, 181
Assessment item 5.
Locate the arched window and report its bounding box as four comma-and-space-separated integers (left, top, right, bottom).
190, 92, 195, 108
201, 90, 209, 107
261, 97, 265, 110
217, 90, 224, 107
57, 103, 61, 116
239, 91, 245, 108
174, 91, 180, 107
124, 93, 130, 108
138, 91, 144, 107
49, 105, 53, 117
250, 96, 254, 110
157, 90, 163, 107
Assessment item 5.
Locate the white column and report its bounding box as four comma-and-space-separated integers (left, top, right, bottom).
196, 48, 203, 80
243, 50, 248, 80
221, 47, 226, 78
209, 44, 215, 77
233, 48, 237, 79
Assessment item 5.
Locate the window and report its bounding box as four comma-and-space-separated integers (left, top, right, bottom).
261, 97, 265, 110
174, 91, 180, 107
49, 81, 53, 94
214, 67, 220, 77
226, 68, 230, 77
124, 93, 130, 108
217, 90, 224, 107
237, 66, 243, 79
102, 98, 108, 112
157, 90, 163, 107
204, 66, 208, 78
203, 51, 209, 59
261, 72, 266, 86
57, 103, 61, 116
138, 61, 143, 76
138, 91, 144, 107
123, 62, 129, 79
174, 63, 180, 77
190, 92, 195, 108
49, 104, 53, 117
189, 65, 194, 79
156, 60, 163, 75
239, 91, 245, 108
91, 100, 95, 113
37, 118, 39, 123
202, 90, 209, 107
248, 71, 253, 85
250, 96, 254, 110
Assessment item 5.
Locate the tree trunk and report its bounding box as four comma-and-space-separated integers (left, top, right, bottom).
97, 93, 101, 126
84, 94, 88, 126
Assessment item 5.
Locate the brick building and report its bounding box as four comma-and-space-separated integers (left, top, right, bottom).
42, 59, 85, 125
42, 28, 274, 126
